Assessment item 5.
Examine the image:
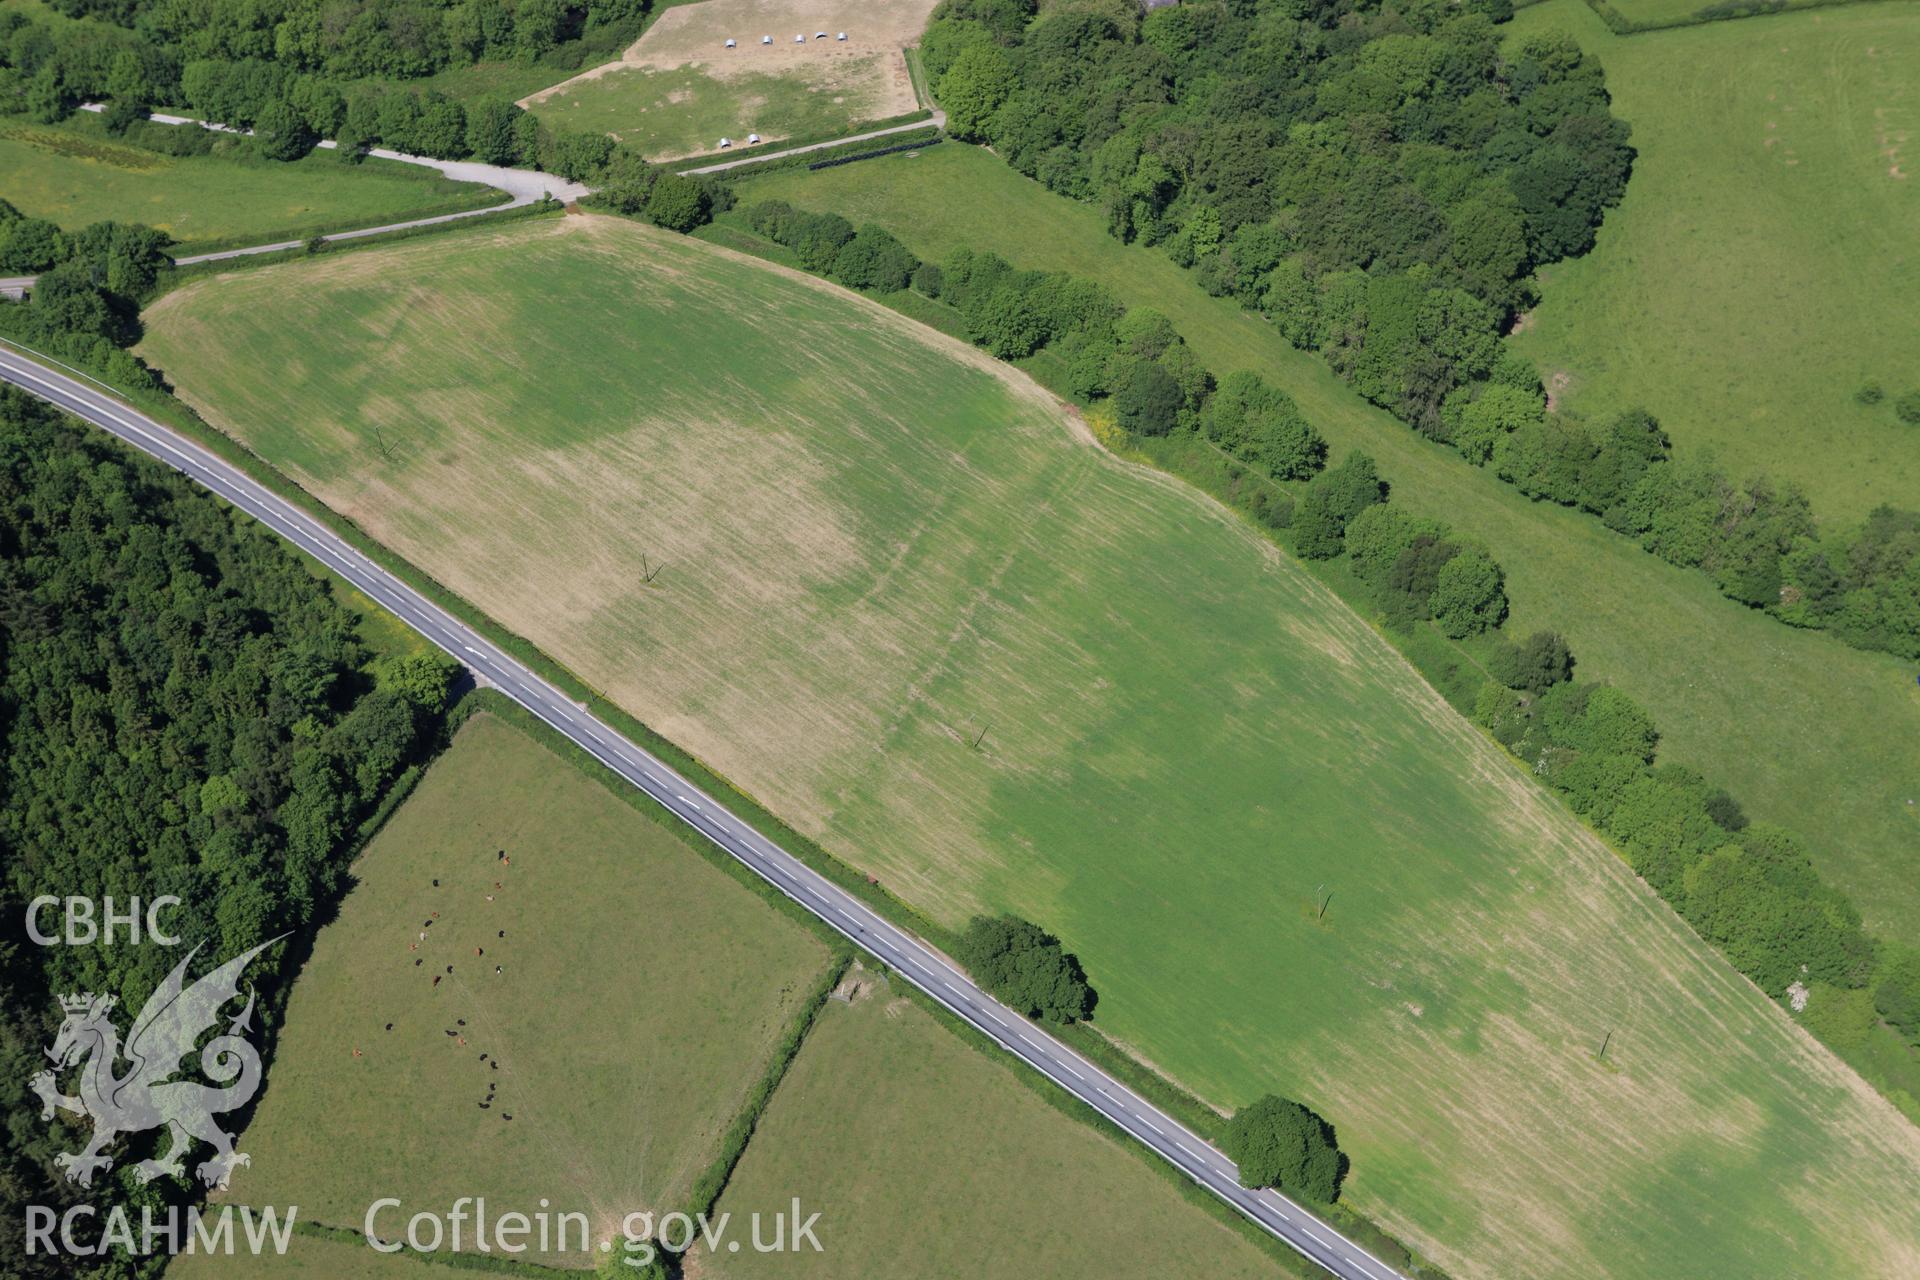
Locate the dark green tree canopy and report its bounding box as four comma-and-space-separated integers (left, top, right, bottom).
0, 390, 454, 1269
956, 914, 1096, 1023
1292, 450, 1385, 559
1225, 1094, 1345, 1202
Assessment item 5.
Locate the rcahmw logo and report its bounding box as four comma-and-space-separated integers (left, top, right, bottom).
24, 929, 299, 1258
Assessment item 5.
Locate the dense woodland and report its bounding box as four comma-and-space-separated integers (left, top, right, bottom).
0, 390, 454, 1274
2, 0, 648, 104
924, 0, 1920, 660
0, 0, 669, 180
923, 0, 1631, 418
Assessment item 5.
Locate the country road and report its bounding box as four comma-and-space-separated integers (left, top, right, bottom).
0, 107, 591, 297
0, 343, 1415, 1280
0, 106, 933, 299
1, 106, 935, 298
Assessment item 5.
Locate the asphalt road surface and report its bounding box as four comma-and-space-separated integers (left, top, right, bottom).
0, 343, 1414, 1280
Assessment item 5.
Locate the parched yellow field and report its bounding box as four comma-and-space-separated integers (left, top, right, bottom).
521, 0, 931, 157
141, 215, 1920, 1280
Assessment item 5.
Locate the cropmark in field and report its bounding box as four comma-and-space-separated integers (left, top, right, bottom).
141, 215, 1920, 1280
731, 140, 1920, 942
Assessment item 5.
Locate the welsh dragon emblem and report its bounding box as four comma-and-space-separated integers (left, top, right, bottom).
30, 936, 284, 1190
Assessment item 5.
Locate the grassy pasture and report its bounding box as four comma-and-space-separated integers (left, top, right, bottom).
219, 712, 836, 1266
1506, 0, 1920, 522
165, 1233, 433, 1279
141, 216, 1920, 1280
520, 0, 931, 159
728, 142, 1920, 941
526, 61, 883, 160
702, 974, 1288, 1280
0, 117, 501, 251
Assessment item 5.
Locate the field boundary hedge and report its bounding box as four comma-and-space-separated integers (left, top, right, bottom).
295, 1219, 576, 1274
1582, 0, 1902, 34
808, 134, 944, 170
681, 951, 855, 1222
669, 125, 942, 181
665, 109, 934, 171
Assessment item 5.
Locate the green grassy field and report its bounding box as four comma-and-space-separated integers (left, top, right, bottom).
223, 711, 836, 1266
0, 117, 502, 251
140, 216, 1920, 1280
529, 61, 884, 159
703, 973, 1288, 1280
727, 142, 1920, 942
1506, 0, 1920, 522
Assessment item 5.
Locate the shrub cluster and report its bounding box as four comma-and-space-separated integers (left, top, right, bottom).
746, 201, 918, 290
589, 150, 727, 232
1474, 672, 1878, 999
1342, 498, 1510, 637
0, 199, 169, 385
955, 914, 1096, 1023
1428, 383, 1920, 658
